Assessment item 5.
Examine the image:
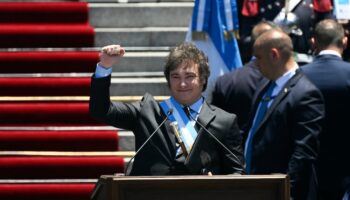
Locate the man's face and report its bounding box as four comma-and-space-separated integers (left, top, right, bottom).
169, 60, 204, 106
254, 47, 273, 80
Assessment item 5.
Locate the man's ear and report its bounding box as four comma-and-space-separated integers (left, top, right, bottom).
342, 36, 348, 50
271, 48, 279, 59
310, 37, 316, 50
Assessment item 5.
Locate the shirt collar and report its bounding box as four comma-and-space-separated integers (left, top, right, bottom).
273, 62, 299, 94
184, 96, 204, 115
319, 50, 342, 58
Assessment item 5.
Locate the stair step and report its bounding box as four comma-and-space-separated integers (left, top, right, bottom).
0, 130, 119, 151
0, 102, 97, 126
0, 77, 91, 96
118, 130, 135, 151
0, 182, 94, 200
0, 51, 167, 73
95, 27, 187, 47
0, 2, 89, 24
0, 125, 134, 151
0, 76, 169, 96
0, 96, 169, 102
0, 156, 124, 179
110, 77, 169, 96
115, 51, 168, 72
89, 2, 193, 28
0, 24, 94, 48
0, 51, 98, 74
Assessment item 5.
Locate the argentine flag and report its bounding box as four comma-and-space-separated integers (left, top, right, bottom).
186, 0, 242, 96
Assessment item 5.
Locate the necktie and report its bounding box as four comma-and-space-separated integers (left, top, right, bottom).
245, 81, 276, 174
183, 106, 192, 119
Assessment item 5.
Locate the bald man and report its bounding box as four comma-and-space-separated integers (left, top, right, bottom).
210, 20, 280, 130
244, 29, 325, 200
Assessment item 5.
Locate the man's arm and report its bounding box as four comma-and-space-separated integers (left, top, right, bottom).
89, 45, 139, 129
289, 85, 325, 199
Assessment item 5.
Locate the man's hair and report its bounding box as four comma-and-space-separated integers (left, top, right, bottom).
164, 42, 210, 91
251, 20, 280, 43
314, 19, 345, 49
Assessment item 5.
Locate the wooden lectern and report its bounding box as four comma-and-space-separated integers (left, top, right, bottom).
91, 174, 290, 200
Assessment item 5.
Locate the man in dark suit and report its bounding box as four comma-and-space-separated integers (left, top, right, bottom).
245, 29, 325, 200
89, 43, 245, 176
302, 19, 350, 200
210, 20, 279, 129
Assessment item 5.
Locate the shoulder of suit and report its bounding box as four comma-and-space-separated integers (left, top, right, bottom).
294, 73, 322, 92
140, 93, 158, 106
207, 102, 237, 118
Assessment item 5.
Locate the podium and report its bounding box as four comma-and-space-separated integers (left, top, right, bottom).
91, 174, 290, 200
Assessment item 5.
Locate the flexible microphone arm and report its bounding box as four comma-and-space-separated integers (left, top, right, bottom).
184, 107, 242, 164
124, 109, 173, 175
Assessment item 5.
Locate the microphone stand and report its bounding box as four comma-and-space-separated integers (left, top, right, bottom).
184, 107, 242, 165
124, 109, 173, 175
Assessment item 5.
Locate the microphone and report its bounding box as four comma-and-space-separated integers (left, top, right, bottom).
183, 106, 241, 167
124, 108, 173, 175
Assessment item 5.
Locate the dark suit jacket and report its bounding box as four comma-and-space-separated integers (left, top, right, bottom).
302, 54, 350, 200
245, 70, 325, 200
210, 60, 265, 129
90, 75, 245, 176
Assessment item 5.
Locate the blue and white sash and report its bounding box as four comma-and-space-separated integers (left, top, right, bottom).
160, 97, 198, 153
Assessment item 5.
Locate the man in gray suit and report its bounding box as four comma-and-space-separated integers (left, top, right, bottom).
89, 43, 244, 176
245, 29, 325, 200
302, 19, 350, 200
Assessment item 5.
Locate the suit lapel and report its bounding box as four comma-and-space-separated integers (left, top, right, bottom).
255, 71, 303, 132
195, 102, 215, 136
148, 108, 175, 164
190, 102, 215, 154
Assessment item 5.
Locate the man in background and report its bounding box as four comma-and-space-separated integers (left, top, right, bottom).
302, 19, 350, 200
210, 20, 279, 129
245, 29, 325, 200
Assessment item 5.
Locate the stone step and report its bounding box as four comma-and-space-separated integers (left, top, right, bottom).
114, 51, 168, 72
110, 76, 169, 96
94, 27, 187, 47
117, 130, 135, 151
0, 126, 135, 152
89, 2, 193, 28
0, 49, 169, 73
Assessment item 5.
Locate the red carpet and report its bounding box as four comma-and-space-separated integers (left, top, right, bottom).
0, 130, 119, 151
0, 77, 91, 96
0, 183, 94, 200
0, 51, 99, 73
0, 102, 104, 126
0, 2, 89, 24
0, 2, 94, 48
0, 156, 124, 179
0, 24, 94, 48
0, 2, 125, 196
